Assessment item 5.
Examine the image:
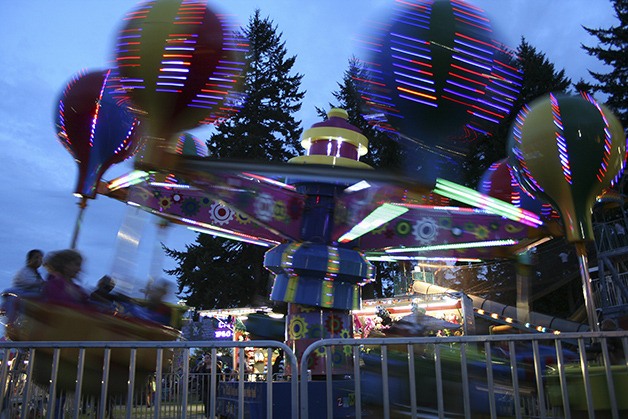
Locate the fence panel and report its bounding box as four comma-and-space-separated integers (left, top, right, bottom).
0, 340, 298, 419
0, 332, 626, 418
299, 332, 627, 419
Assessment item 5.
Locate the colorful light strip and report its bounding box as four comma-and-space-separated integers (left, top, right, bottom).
124, 198, 278, 247
549, 93, 572, 184
186, 224, 276, 248
321, 246, 340, 308
392, 202, 486, 214
241, 172, 296, 191
338, 203, 409, 243
474, 308, 558, 334
344, 180, 371, 193
366, 255, 481, 263
107, 170, 149, 191
580, 92, 620, 183
148, 182, 193, 190
279, 243, 302, 303
480, 161, 501, 199
511, 104, 544, 193
433, 178, 543, 227
384, 238, 518, 254
353, 298, 460, 317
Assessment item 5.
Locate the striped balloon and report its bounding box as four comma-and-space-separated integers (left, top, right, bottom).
357, 0, 522, 182
508, 93, 626, 242
55, 69, 143, 199
113, 0, 245, 160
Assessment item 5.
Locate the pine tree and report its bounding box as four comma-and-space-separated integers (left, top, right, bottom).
514, 39, 572, 112
462, 38, 572, 187
207, 9, 305, 161
165, 10, 305, 309
581, 0, 628, 128
164, 235, 262, 309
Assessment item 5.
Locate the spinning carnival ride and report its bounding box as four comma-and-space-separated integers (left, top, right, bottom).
3, 0, 626, 398
103, 106, 555, 374
102, 0, 624, 372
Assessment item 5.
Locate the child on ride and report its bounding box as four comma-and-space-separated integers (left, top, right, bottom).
42, 249, 89, 304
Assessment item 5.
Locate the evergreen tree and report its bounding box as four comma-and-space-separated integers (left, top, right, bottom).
165, 10, 305, 309
573, 78, 594, 94
582, 0, 628, 128
164, 235, 265, 309
514, 39, 572, 113
462, 38, 572, 187
207, 9, 305, 161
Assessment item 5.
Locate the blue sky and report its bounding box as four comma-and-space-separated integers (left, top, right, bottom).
0, 0, 617, 300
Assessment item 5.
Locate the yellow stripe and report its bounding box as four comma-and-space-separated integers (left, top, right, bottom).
285, 276, 298, 302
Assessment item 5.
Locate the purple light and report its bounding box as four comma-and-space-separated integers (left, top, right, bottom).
451, 55, 492, 72
446, 79, 483, 94
396, 78, 436, 93
390, 32, 429, 45
453, 47, 493, 64
442, 88, 481, 104
493, 65, 523, 83
489, 94, 516, 108
454, 39, 494, 56
469, 111, 500, 124
399, 94, 438, 107
452, 11, 491, 30
581, 92, 619, 183
391, 47, 432, 62
486, 83, 518, 99
197, 94, 223, 100
550, 93, 572, 184
512, 105, 545, 193
476, 98, 510, 114
392, 62, 433, 76
465, 124, 490, 136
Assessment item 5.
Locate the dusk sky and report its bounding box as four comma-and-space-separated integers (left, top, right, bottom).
0, 0, 618, 302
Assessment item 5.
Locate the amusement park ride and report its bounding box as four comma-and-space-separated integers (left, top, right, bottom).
2, 0, 627, 405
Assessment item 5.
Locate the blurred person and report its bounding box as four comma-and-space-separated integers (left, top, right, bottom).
42, 249, 89, 304
194, 353, 222, 418
89, 275, 116, 306
145, 374, 156, 408
144, 278, 174, 324
272, 350, 284, 375
12, 249, 44, 291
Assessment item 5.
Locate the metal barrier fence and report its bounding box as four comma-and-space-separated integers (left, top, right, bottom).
0, 332, 626, 418
299, 332, 628, 419
0, 340, 297, 419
